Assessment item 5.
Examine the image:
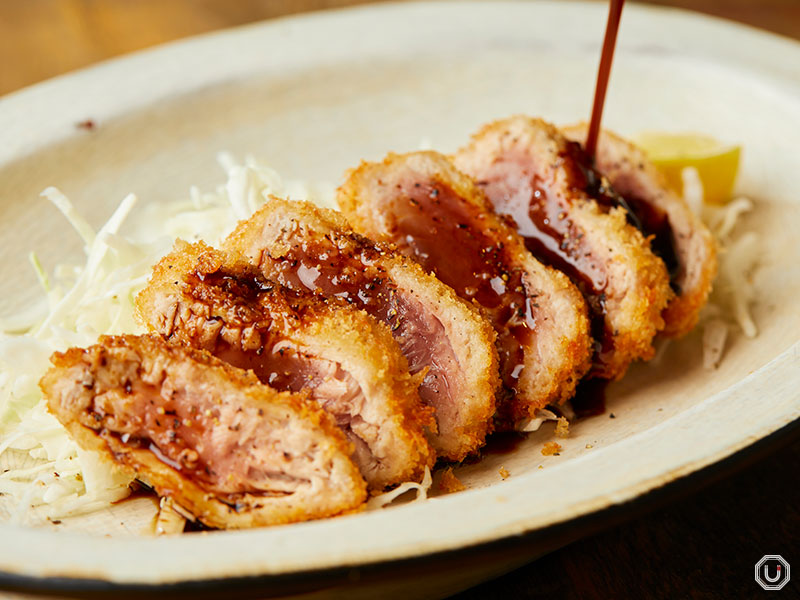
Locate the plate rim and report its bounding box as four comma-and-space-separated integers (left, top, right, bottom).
1, 0, 800, 589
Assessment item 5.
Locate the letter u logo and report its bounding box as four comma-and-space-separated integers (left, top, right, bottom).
764, 564, 782, 583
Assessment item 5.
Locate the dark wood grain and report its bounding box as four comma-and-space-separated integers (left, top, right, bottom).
1, 2, 798, 599
643, 0, 800, 40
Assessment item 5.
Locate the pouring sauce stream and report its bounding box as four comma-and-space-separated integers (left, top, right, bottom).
585, 0, 625, 160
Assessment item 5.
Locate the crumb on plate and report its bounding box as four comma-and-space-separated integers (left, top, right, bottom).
541, 441, 562, 456
439, 467, 466, 493
555, 416, 570, 438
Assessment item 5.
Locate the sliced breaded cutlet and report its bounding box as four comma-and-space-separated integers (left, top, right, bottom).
224, 197, 499, 461
40, 334, 367, 529
562, 123, 717, 337
338, 151, 592, 429
135, 241, 434, 490
454, 116, 672, 380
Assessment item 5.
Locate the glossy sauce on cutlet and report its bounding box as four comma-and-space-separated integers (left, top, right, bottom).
477, 139, 678, 371
266, 233, 402, 331
476, 143, 616, 370
185, 268, 319, 388
261, 229, 454, 405
186, 267, 360, 411
385, 180, 535, 396
580, 0, 681, 290
575, 143, 681, 293
196, 269, 276, 298
105, 426, 291, 506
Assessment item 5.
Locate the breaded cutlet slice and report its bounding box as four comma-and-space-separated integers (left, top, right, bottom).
224, 197, 499, 461
338, 151, 592, 428
562, 123, 717, 337
454, 116, 672, 380
136, 241, 434, 490
41, 334, 367, 529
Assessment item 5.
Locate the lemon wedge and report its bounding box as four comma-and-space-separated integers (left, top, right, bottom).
633, 132, 741, 205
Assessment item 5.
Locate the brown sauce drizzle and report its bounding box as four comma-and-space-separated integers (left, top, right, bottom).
266, 236, 403, 333
574, 141, 682, 293
185, 265, 368, 449
213, 333, 332, 399
479, 137, 680, 372
477, 0, 667, 372
195, 269, 277, 302
582, 0, 680, 291
106, 427, 289, 507
384, 180, 536, 396
570, 378, 608, 418
189, 265, 319, 329
92, 370, 302, 504
476, 147, 617, 371
463, 431, 528, 465
575, 142, 682, 294
585, 0, 625, 160
262, 232, 459, 408
186, 266, 341, 392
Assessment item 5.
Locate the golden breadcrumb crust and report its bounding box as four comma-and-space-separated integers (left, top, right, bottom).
438, 467, 466, 494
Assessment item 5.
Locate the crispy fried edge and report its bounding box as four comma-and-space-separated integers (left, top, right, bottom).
338, 150, 593, 423
571, 200, 672, 377
40, 334, 367, 529
225, 197, 500, 461
562, 123, 717, 338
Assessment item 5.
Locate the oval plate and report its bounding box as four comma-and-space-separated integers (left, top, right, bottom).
1, 1, 799, 597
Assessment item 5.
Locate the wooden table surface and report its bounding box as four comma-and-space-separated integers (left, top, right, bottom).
1, 1, 798, 599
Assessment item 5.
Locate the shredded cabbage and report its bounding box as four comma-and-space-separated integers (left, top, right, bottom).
366, 467, 433, 510
516, 408, 560, 433
681, 167, 760, 369
155, 497, 188, 536
0, 154, 334, 524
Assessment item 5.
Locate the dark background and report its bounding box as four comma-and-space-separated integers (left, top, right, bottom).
1, 1, 798, 598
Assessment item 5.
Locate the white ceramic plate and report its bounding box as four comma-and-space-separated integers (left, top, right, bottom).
1, 1, 799, 597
